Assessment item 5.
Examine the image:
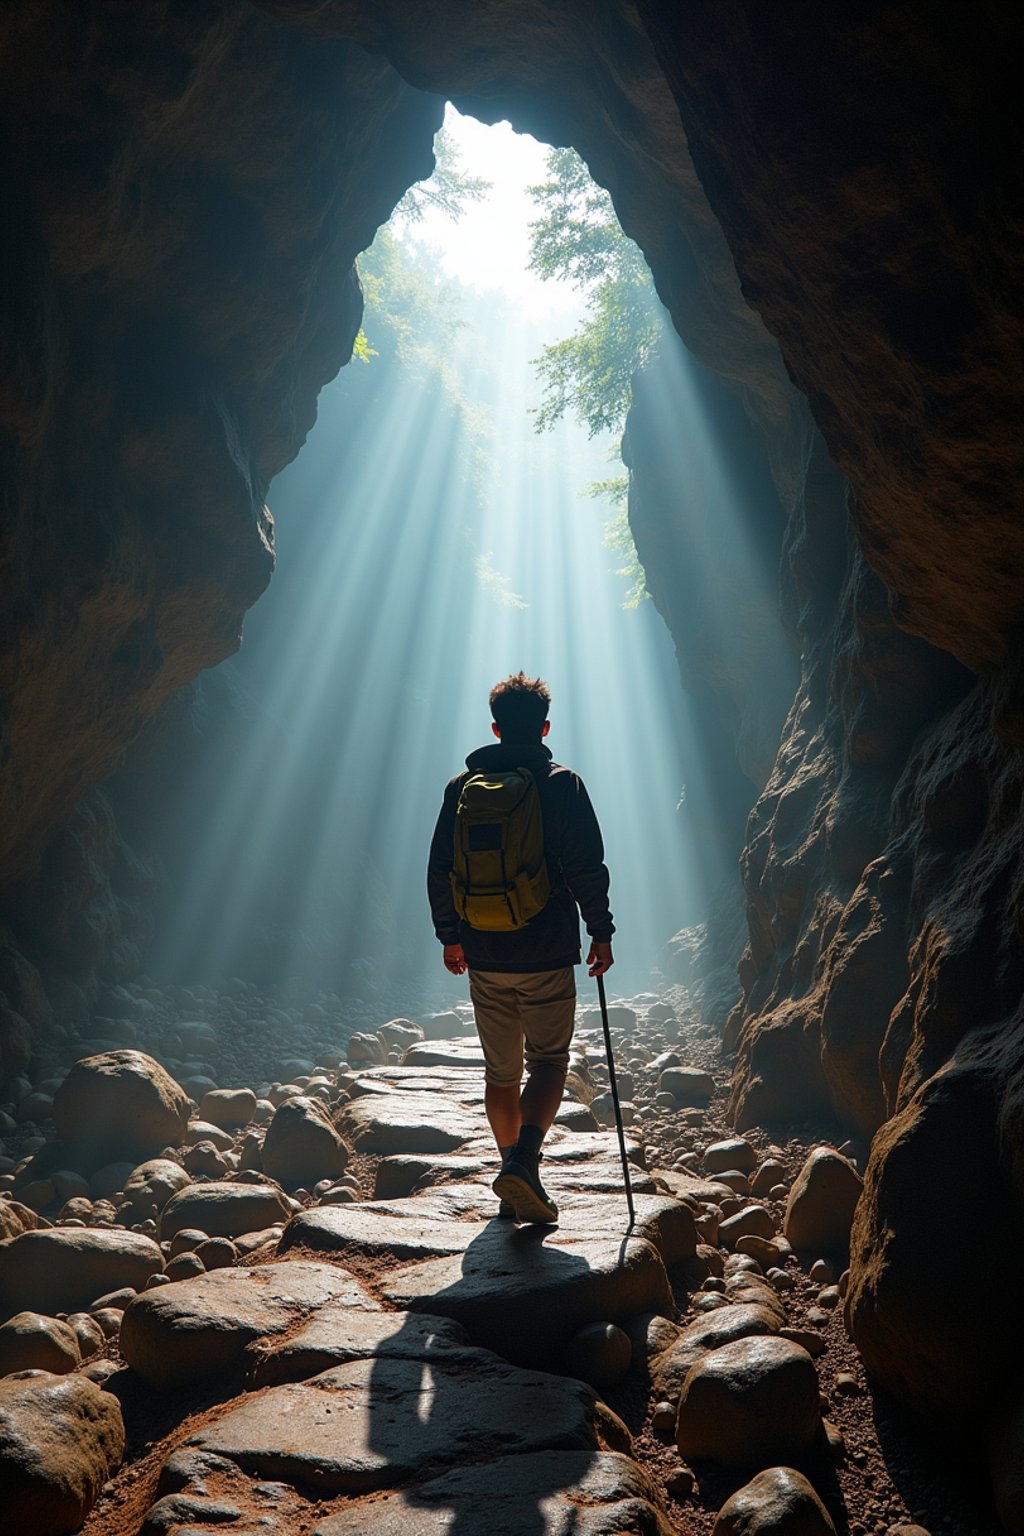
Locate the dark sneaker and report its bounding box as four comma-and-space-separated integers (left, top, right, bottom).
492, 1158, 558, 1224
497, 1199, 517, 1219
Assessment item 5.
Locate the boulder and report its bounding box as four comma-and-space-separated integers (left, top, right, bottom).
555, 1102, 600, 1131
184, 1120, 235, 1150
120, 1261, 375, 1390
159, 1182, 291, 1240
751, 1159, 788, 1196
705, 1138, 757, 1174
563, 1322, 632, 1390
658, 1067, 716, 1104
52, 1051, 190, 1168
419, 1010, 468, 1040
377, 1019, 424, 1052
0, 1201, 47, 1243
0, 1312, 80, 1376
0, 1228, 164, 1318
346, 1032, 387, 1067
121, 1158, 191, 1219
676, 1337, 822, 1468
720, 1206, 777, 1249
653, 1303, 782, 1400
261, 1096, 349, 1189
712, 1465, 837, 1534
198, 1088, 257, 1129
0, 1371, 124, 1535
784, 1147, 863, 1254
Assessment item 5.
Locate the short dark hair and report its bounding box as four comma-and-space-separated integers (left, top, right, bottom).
489, 672, 551, 741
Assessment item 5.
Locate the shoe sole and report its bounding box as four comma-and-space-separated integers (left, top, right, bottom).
493, 1169, 558, 1224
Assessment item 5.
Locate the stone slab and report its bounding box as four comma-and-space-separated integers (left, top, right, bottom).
338, 1093, 485, 1154
282, 1188, 694, 1268
381, 1227, 673, 1366
181, 1351, 627, 1494
348, 1065, 485, 1102
400, 1041, 487, 1069
311, 1450, 672, 1536
251, 1310, 471, 1387
120, 1261, 377, 1390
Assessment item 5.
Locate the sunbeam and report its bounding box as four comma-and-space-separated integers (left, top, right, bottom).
147, 107, 746, 1009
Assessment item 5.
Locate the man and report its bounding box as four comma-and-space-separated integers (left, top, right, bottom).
427, 671, 614, 1223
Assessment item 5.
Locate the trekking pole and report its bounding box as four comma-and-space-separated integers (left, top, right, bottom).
596, 971, 635, 1233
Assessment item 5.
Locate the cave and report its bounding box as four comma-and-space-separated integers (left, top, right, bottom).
0, 4, 1021, 1533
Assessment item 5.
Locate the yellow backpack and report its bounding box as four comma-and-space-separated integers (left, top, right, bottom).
450, 766, 551, 931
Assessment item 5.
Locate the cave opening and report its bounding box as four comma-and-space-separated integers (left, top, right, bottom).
114, 105, 791, 1022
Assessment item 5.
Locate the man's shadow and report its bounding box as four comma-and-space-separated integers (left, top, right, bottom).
363, 1219, 635, 1536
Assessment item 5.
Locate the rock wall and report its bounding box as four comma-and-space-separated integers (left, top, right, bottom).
628, 0, 1024, 1468
0, 3, 442, 1067
0, 3, 441, 883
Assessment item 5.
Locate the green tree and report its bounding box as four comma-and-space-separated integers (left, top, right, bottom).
527, 148, 661, 437
393, 126, 491, 224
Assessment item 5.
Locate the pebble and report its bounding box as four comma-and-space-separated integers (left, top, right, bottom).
666, 1465, 696, 1498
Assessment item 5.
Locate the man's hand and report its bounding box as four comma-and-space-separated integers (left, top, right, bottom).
443, 943, 467, 976
587, 941, 614, 977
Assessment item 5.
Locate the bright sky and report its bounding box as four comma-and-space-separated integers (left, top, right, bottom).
407, 104, 585, 326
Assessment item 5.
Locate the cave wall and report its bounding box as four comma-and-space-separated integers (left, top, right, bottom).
0, 2, 440, 883
2, 0, 1024, 1479
0, 2, 441, 1066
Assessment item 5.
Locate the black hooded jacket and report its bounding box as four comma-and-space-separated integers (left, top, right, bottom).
427, 741, 614, 972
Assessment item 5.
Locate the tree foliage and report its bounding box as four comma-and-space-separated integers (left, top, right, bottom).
393, 126, 491, 225
527, 149, 661, 437
593, 476, 648, 607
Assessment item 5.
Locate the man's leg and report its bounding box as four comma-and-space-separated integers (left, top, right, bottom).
484, 1082, 521, 1149
468, 969, 526, 1153
493, 968, 576, 1223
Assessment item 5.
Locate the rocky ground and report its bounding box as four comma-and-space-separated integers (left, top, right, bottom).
0, 983, 1003, 1536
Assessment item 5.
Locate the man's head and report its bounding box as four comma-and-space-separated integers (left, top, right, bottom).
489, 672, 551, 743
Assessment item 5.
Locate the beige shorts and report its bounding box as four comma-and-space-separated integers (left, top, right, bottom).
468, 967, 577, 1086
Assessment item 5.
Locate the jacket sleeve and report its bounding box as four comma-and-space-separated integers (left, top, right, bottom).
427, 778, 461, 945
559, 774, 615, 943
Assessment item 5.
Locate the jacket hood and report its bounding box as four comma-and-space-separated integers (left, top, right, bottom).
465, 742, 553, 776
